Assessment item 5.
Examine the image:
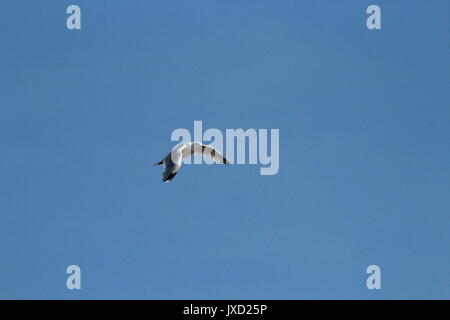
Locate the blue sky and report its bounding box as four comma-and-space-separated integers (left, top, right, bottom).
0, 0, 448, 299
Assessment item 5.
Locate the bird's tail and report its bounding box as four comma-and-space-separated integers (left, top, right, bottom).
153, 160, 164, 166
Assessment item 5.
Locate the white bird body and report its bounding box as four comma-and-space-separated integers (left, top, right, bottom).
154, 141, 229, 182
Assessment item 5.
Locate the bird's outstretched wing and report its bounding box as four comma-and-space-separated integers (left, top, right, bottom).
154, 142, 229, 182
189, 142, 230, 164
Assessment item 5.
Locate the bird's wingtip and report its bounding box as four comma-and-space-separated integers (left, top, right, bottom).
162, 172, 178, 182
153, 160, 164, 167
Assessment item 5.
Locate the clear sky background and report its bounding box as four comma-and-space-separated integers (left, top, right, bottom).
0, 1, 448, 299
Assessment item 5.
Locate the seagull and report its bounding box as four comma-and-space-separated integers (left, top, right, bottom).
154, 141, 230, 182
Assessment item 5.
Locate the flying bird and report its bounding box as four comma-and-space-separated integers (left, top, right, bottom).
154, 141, 230, 182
